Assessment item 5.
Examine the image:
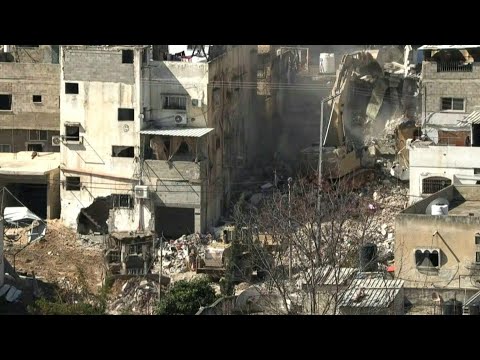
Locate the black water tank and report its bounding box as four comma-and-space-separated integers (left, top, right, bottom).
443, 299, 463, 315
359, 243, 378, 272
469, 301, 480, 315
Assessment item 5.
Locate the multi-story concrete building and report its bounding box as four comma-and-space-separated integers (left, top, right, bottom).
396, 184, 480, 296
0, 45, 61, 219
0, 45, 60, 153
59, 45, 217, 246
419, 45, 480, 145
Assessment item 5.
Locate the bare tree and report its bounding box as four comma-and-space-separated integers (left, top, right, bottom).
231, 169, 387, 315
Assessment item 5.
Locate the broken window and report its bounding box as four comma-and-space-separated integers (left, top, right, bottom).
29, 130, 48, 141
27, 144, 43, 152
112, 146, 134, 158
33, 95, 42, 103
112, 194, 133, 208
118, 108, 134, 121
107, 250, 120, 263
163, 96, 186, 110
65, 176, 81, 191
0, 144, 11, 153
0, 94, 12, 110
122, 50, 134, 64
65, 82, 79, 94
129, 243, 142, 255
65, 125, 80, 142
415, 249, 440, 269
441, 97, 465, 112
422, 177, 451, 194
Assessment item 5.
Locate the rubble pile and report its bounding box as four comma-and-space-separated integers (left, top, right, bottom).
107, 278, 160, 315
3, 219, 104, 294
153, 233, 222, 277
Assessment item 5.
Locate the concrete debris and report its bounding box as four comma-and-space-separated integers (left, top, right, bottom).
0, 284, 22, 303
249, 193, 264, 206
107, 277, 162, 315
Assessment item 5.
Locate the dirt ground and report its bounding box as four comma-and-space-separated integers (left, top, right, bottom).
3, 219, 105, 294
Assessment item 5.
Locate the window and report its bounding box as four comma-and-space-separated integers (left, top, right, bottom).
65, 176, 81, 191
112, 194, 133, 208
415, 249, 440, 269
191, 99, 199, 107
65, 125, 80, 142
122, 50, 134, 64
112, 146, 134, 158
163, 96, 186, 110
129, 243, 142, 254
118, 108, 134, 121
422, 177, 451, 194
33, 95, 42, 103
65, 82, 79, 94
27, 144, 43, 152
0, 144, 11, 153
477, 252, 480, 263
0, 94, 12, 110
107, 250, 120, 264
29, 130, 48, 141
476, 234, 480, 245
441, 97, 465, 111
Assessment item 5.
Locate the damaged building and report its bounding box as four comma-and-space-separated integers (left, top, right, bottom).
60, 45, 217, 254
299, 46, 422, 184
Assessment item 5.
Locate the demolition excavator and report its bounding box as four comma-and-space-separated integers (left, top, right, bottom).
301, 48, 420, 191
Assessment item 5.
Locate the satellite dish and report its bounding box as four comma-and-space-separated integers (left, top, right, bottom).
425, 197, 450, 215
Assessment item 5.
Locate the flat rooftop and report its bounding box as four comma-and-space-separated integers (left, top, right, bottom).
0, 152, 60, 176
402, 184, 480, 217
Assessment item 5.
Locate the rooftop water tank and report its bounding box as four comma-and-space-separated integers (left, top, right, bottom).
319, 53, 335, 74
431, 204, 448, 216
3, 45, 11, 53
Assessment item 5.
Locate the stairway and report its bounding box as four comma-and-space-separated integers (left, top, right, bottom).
463, 290, 480, 315
80, 209, 103, 230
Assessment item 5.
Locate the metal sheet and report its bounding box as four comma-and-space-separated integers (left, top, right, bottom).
338, 278, 404, 309
140, 128, 214, 137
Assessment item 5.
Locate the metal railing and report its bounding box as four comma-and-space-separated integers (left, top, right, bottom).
437, 62, 473, 73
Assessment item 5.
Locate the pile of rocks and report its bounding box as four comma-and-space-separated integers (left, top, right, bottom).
107, 278, 160, 315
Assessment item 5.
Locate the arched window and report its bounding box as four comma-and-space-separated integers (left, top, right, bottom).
422, 176, 451, 194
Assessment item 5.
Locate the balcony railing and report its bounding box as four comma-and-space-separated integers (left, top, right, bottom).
437, 62, 473, 73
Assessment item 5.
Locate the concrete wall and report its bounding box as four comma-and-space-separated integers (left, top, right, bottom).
409, 146, 480, 202
60, 46, 143, 230
63, 46, 135, 84
47, 169, 61, 219
144, 160, 205, 232
142, 61, 208, 128
395, 213, 480, 289
0, 45, 59, 64
0, 129, 60, 153
109, 206, 153, 233
207, 45, 258, 226
422, 61, 480, 117
0, 63, 60, 132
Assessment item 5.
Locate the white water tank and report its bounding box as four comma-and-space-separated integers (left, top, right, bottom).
431, 204, 449, 215
3, 45, 11, 53
319, 53, 335, 74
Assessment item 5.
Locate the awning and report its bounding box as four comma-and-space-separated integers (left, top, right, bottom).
418, 45, 480, 50
140, 128, 214, 137
3, 206, 46, 242
458, 110, 480, 126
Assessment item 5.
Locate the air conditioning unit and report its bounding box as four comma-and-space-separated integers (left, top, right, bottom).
134, 185, 149, 199
52, 135, 62, 146
174, 114, 187, 125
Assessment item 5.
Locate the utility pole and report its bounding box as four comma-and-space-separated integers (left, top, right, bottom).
288, 177, 293, 280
